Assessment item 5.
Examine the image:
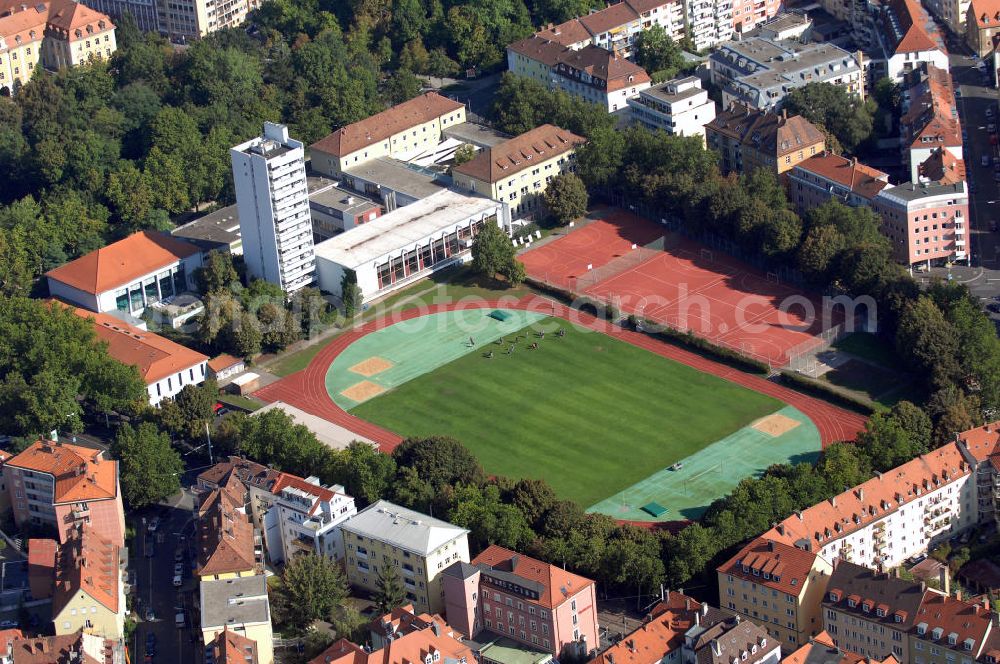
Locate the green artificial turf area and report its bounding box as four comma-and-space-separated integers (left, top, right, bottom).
349, 316, 784, 506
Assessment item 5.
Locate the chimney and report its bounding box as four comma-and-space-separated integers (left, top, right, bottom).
939, 567, 950, 596
858, 488, 864, 501
702, 602, 709, 617
955, 589, 962, 601
830, 496, 837, 507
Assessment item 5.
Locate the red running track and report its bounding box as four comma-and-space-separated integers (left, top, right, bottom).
254, 295, 867, 452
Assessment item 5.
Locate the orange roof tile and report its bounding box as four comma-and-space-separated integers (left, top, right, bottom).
271, 472, 339, 515
472, 544, 594, 610
764, 442, 970, 551
708, 104, 826, 158
68, 306, 208, 385
507, 34, 569, 67
8, 440, 118, 503
453, 124, 585, 184
918, 147, 966, 184
578, 1, 639, 35
9, 632, 107, 664
0, 4, 45, 46
208, 354, 243, 373
555, 45, 650, 91
969, 0, 1000, 28
210, 627, 259, 664
309, 609, 473, 664
53, 526, 120, 615
780, 631, 895, 664
536, 18, 593, 46
884, 0, 940, 53
196, 485, 256, 577
197, 456, 281, 493
794, 153, 890, 201
718, 537, 820, 597
45, 230, 199, 295
310, 93, 464, 158
957, 421, 1000, 471
44, 0, 113, 41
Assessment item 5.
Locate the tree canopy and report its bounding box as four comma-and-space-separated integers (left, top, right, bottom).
113, 422, 184, 509
543, 173, 589, 225
784, 82, 876, 153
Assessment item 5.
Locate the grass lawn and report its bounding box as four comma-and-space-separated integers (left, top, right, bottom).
350, 318, 783, 506
833, 332, 900, 368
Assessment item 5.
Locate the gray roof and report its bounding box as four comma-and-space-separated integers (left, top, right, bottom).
823, 561, 924, 628
343, 157, 446, 201
693, 619, 773, 664
309, 186, 381, 216
442, 561, 480, 581
171, 206, 241, 248
199, 575, 270, 630
442, 122, 512, 149
340, 500, 469, 555
877, 180, 966, 203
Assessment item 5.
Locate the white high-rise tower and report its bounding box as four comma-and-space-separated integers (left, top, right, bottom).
230, 122, 316, 293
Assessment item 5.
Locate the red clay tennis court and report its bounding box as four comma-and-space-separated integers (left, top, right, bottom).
519, 209, 664, 291
522, 211, 840, 368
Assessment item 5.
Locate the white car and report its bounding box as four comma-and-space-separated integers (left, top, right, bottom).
172, 574, 182, 587
147, 517, 159, 533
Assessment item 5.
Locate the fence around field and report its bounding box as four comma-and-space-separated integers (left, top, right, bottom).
784, 320, 851, 375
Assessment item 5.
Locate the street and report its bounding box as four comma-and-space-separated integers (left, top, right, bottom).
131, 487, 199, 664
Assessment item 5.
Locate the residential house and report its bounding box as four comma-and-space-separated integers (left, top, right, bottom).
0, 0, 115, 94
309, 606, 474, 664
452, 124, 586, 218
196, 475, 261, 580
205, 627, 260, 664
705, 105, 826, 175
261, 473, 356, 565
871, 0, 948, 82
909, 590, 993, 664
953, 421, 1000, 529
45, 230, 202, 318
788, 153, 891, 215
7, 630, 124, 664
708, 38, 864, 110
4, 440, 125, 546
717, 537, 834, 649
51, 526, 125, 639
200, 575, 273, 664
966, 0, 1000, 56
310, 93, 467, 177
524, 0, 687, 56
627, 76, 717, 143
69, 306, 209, 406
340, 500, 470, 615
207, 354, 245, 382
872, 180, 969, 266
442, 545, 598, 658
899, 65, 963, 183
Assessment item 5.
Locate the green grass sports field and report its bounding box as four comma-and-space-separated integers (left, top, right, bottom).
342, 311, 793, 508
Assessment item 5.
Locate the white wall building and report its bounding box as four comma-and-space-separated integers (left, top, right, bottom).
762, 442, 978, 571
314, 188, 510, 303
231, 122, 316, 293
261, 474, 356, 565
627, 76, 717, 142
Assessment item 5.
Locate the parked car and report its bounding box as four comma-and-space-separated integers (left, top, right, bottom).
990, 123, 997, 134
174, 549, 184, 562
173, 562, 184, 575
988, 107, 995, 118
145, 633, 156, 656
145, 607, 155, 622
175, 611, 185, 628
987, 302, 1000, 313
147, 517, 160, 533
172, 574, 183, 587
982, 154, 990, 166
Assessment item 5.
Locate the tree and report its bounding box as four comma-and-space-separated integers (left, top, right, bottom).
447, 483, 535, 550
896, 296, 961, 390
145, 147, 190, 214
453, 144, 476, 166
113, 422, 183, 509
576, 125, 626, 187
106, 162, 154, 229
784, 82, 875, 153
337, 442, 397, 506
341, 269, 363, 318
196, 251, 239, 294
373, 565, 406, 614
275, 553, 349, 632
165, 379, 218, 440
392, 436, 485, 491
633, 25, 684, 77
543, 173, 588, 225
385, 68, 423, 105
471, 221, 518, 284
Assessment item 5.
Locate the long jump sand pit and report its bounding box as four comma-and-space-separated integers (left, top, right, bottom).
341, 381, 387, 403
349, 356, 395, 377
752, 412, 801, 437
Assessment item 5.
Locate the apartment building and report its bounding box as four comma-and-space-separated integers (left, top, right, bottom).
51, 526, 125, 639
910, 590, 994, 664
261, 473, 356, 565
200, 575, 274, 664
706, 105, 826, 175
196, 476, 261, 580
788, 153, 891, 215
46, 231, 202, 318
627, 76, 717, 142
528, 0, 687, 55
781, 630, 901, 664
4, 440, 125, 546
442, 545, 598, 658
709, 38, 864, 110
340, 500, 470, 615
310, 93, 466, 177
69, 307, 209, 405
5, 630, 125, 664
452, 124, 586, 218
872, 181, 968, 266
231, 122, 315, 293
156, 0, 257, 42
0, 0, 115, 94
765, 443, 977, 570
717, 538, 834, 649
954, 422, 1000, 529
900, 65, 963, 183
506, 38, 651, 113
966, 0, 1000, 56
822, 562, 925, 662
871, 0, 948, 82
310, 606, 474, 664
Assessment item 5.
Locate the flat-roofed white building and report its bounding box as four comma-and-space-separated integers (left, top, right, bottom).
314, 188, 510, 303
627, 76, 717, 142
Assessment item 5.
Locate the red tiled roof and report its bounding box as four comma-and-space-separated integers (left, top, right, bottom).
8, 440, 117, 503
270, 472, 338, 514
556, 45, 650, 91
45, 230, 198, 295
310, 93, 464, 158
579, 1, 639, 35
969, 0, 1000, 28
507, 34, 569, 67
718, 537, 820, 597
884, 0, 940, 53
45, 0, 114, 41
957, 421, 1000, 472
10, 632, 107, 664
196, 484, 256, 577
69, 306, 208, 385
794, 153, 890, 201
764, 442, 971, 550
473, 544, 595, 610
708, 104, 826, 158
0, 4, 46, 47
453, 124, 585, 183
914, 591, 992, 655
780, 631, 893, 664
197, 457, 281, 493
918, 148, 966, 185
210, 627, 259, 664
53, 526, 121, 615
309, 610, 473, 664
208, 354, 243, 373
536, 18, 596, 46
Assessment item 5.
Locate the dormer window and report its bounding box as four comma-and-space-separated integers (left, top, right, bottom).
773, 575, 780, 582
752, 568, 759, 576
862, 602, 872, 613
876, 608, 886, 617
848, 599, 856, 608
948, 633, 958, 646
75, 28, 82, 38
894, 615, 902, 623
